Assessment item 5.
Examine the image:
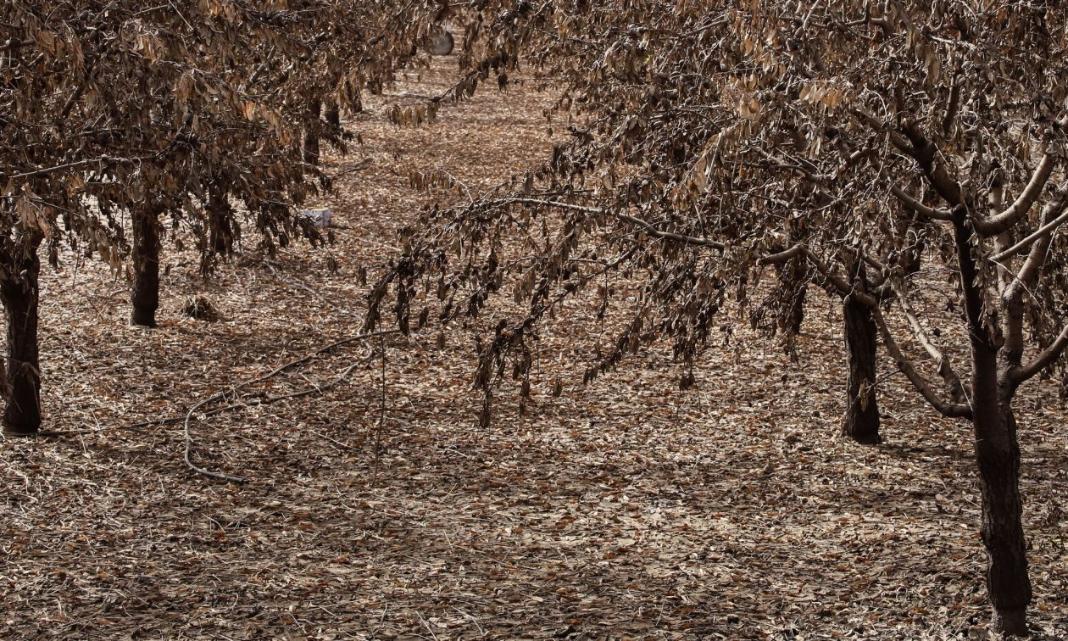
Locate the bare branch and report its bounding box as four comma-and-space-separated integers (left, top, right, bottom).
1007, 186, 1068, 296
1012, 323, 1068, 384
891, 185, 954, 221
761, 243, 804, 265
6, 154, 155, 181
890, 279, 967, 402
183, 329, 401, 483
873, 308, 973, 419
899, 121, 967, 207
941, 77, 960, 137
974, 154, 1055, 236
991, 194, 1068, 262
851, 108, 912, 152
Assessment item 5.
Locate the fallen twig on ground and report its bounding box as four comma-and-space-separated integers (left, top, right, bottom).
182, 328, 401, 483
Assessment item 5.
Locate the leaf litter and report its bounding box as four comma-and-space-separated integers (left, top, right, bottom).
1, 56, 1066, 641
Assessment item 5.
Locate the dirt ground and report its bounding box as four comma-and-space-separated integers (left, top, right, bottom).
1, 54, 1066, 641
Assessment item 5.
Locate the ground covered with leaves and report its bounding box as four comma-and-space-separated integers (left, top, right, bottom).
1, 58, 1066, 641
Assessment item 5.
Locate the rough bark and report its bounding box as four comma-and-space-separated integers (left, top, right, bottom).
953, 215, 1032, 636
842, 294, 880, 443
131, 206, 161, 327
1, 250, 42, 435
303, 99, 322, 166
972, 361, 1031, 636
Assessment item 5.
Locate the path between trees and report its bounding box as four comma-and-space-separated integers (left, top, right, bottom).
1, 58, 1067, 640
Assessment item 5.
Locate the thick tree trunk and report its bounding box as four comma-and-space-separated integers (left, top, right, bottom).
841, 294, 880, 443
971, 359, 1031, 636
303, 99, 322, 166
1, 250, 42, 435
978, 414, 1031, 637
950, 214, 1032, 636
131, 206, 161, 327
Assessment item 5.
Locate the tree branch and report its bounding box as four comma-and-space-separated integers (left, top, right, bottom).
503, 197, 725, 250
899, 121, 967, 207
974, 154, 1055, 236
761, 243, 804, 264
183, 329, 401, 483
762, 243, 877, 305
851, 108, 912, 152
992, 192, 1068, 263
891, 185, 954, 221
6, 154, 154, 181
1012, 323, 1068, 384
941, 77, 960, 137
873, 307, 972, 419
890, 279, 967, 402
1007, 186, 1068, 296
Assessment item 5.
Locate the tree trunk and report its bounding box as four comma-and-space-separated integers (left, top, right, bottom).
841, 294, 880, 443
774, 256, 807, 335
785, 278, 806, 336
325, 99, 341, 132
1, 250, 42, 435
971, 357, 1031, 636
208, 186, 234, 255
979, 417, 1032, 638
303, 99, 322, 166
131, 206, 161, 327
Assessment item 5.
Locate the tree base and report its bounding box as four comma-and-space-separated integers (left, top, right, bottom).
130, 308, 157, 328
2, 421, 38, 437
843, 425, 882, 445
993, 608, 1028, 637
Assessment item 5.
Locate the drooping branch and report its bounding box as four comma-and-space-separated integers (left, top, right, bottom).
500, 197, 725, 250
6, 154, 156, 181
873, 307, 973, 419
183, 329, 401, 483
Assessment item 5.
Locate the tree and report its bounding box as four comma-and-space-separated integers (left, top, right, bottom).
114, 0, 443, 325
371, 0, 1068, 634
1, 0, 445, 429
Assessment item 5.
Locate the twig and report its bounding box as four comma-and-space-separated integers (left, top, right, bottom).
42, 355, 379, 438
372, 332, 388, 484
308, 429, 353, 451
182, 329, 400, 483
414, 610, 440, 641
331, 157, 372, 178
